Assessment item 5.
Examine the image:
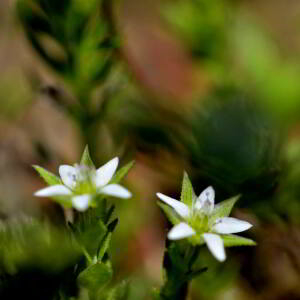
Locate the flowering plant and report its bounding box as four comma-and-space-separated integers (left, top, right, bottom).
33, 146, 132, 211
157, 173, 255, 261
155, 172, 256, 300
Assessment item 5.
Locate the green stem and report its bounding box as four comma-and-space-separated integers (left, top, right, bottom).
159, 242, 189, 300
159, 243, 205, 300
159, 274, 188, 300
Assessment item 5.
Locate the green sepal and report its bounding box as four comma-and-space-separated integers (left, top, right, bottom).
157, 202, 181, 225
33, 165, 62, 186
211, 195, 240, 221
188, 234, 205, 247
222, 234, 256, 247
33, 166, 72, 207
180, 171, 196, 207
80, 145, 95, 168
52, 196, 73, 207
77, 261, 113, 292
111, 161, 135, 184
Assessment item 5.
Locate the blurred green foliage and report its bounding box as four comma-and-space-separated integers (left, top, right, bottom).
17, 0, 114, 94
2, 0, 300, 299
0, 219, 81, 299
163, 0, 227, 60
0, 219, 81, 274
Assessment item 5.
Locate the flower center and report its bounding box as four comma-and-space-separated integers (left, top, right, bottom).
72, 164, 97, 195
188, 214, 211, 234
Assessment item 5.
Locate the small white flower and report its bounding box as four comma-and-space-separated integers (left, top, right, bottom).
157, 186, 252, 262
35, 157, 132, 211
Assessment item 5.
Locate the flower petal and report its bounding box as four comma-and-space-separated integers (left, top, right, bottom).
72, 195, 91, 212
94, 157, 119, 188
59, 165, 78, 189
168, 222, 196, 240
100, 184, 131, 199
34, 185, 72, 197
203, 233, 226, 262
156, 193, 190, 218
212, 217, 253, 234
195, 186, 215, 214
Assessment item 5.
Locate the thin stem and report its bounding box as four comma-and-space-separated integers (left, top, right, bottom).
159, 241, 189, 300
160, 275, 188, 300
159, 242, 205, 300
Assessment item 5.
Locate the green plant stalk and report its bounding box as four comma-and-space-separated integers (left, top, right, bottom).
159, 272, 188, 300
159, 245, 190, 300
159, 242, 205, 300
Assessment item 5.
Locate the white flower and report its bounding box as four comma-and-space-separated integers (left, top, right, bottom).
35, 157, 132, 212
157, 186, 252, 262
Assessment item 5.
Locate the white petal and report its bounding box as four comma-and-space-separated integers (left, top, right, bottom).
212, 217, 253, 234
195, 186, 215, 214
100, 184, 131, 199
72, 195, 91, 212
94, 157, 119, 188
203, 233, 226, 262
156, 193, 190, 218
34, 185, 72, 197
168, 222, 196, 240
59, 165, 78, 189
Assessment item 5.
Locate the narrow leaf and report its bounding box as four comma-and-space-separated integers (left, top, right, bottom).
77, 261, 113, 292
111, 161, 135, 184
80, 145, 95, 168
97, 232, 112, 262
222, 234, 256, 247
180, 171, 196, 207
33, 165, 61, 186
105, 204, 115, 224
107, 218, 119, 233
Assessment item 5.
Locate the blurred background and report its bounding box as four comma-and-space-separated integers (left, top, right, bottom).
1, 0, 300, 299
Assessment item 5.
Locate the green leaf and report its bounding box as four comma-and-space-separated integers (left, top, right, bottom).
107, 280, 130, 300
180, 171, 196, 207
80, 145, 95, 168
97, 232, 112, 262
77, 261, 113, 292
75, 218, 107, 257
157, 202, 181, 225
211, 195, 240, 220
33, 165, 62, 186
104, 204, 115, 224
107, 218, 119, 233
222, 234, 256, 247
111, 161, 135, 184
